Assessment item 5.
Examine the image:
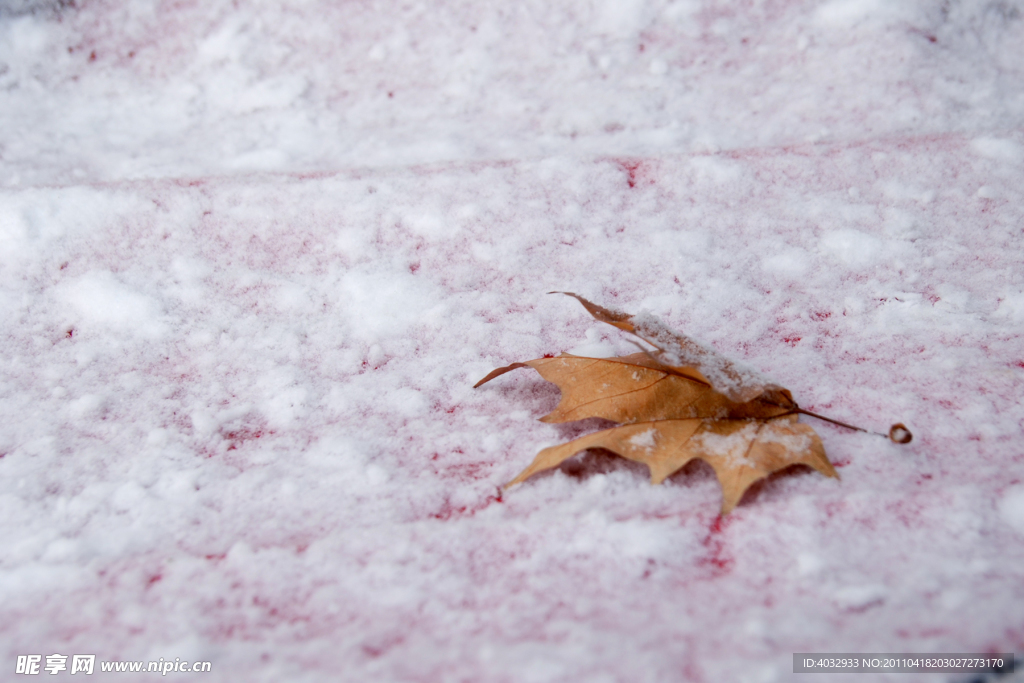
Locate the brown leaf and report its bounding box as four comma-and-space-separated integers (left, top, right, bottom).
505, 417, 837, 514
475, 295, 866, 514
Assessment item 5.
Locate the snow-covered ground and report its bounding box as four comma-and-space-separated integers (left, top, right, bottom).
1, 1, 1023, 681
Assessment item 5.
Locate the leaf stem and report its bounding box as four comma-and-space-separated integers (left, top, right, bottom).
796, 408, 876, 434
793, 408, 912, 444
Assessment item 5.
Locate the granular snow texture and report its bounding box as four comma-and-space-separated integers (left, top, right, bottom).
1, 1, 1022, 682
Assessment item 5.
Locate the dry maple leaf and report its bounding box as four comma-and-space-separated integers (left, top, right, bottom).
505, 417, 833, 514
476, 293, 911, 514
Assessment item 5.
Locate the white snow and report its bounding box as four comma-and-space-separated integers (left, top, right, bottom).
566, 326, 619, 358
970, 136, 1024, 163
1, 0, 1023, 681
819, 229, 884, 269
692, 423, 761, 468
998, 486, 1024, 536
757, 426, 813, 454
832, 584, 887, 611
59, 270, 167, 339
627, 427, 658, 451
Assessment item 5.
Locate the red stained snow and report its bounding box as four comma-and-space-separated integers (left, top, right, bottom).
616, 159, 655, 188
698, 515, 734, 575
223, 427, 269, 451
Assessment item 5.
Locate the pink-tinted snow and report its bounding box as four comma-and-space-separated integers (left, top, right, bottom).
1, 1, 1022, 681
